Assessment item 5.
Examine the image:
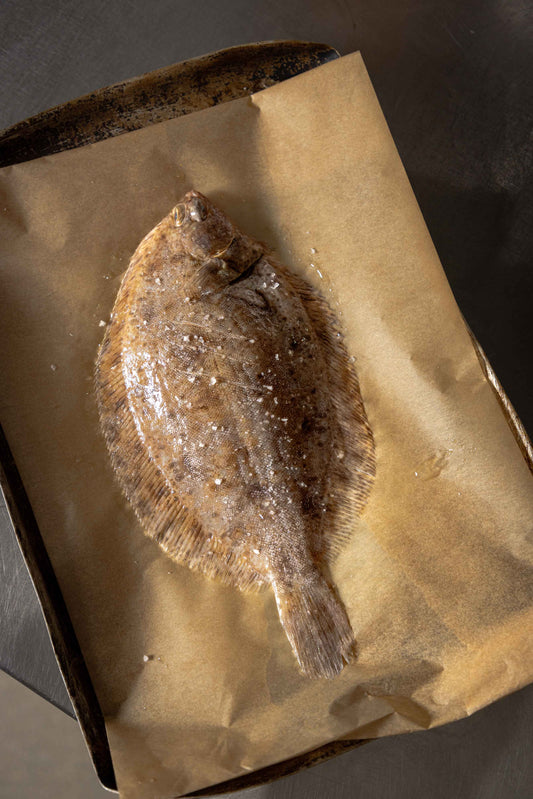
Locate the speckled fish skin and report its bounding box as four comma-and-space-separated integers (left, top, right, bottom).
95, 190, 375, 679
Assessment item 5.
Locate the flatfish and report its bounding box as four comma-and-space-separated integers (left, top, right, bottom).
95, 191, 375, 679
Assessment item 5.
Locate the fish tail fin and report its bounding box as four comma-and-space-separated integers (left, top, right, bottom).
273, 574, 356, 679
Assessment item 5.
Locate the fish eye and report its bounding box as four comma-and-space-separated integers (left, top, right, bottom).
189, 197, 208, 222
174, 203, 187, 226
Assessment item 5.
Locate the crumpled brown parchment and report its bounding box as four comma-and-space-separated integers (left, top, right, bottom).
0, 52, 532, 798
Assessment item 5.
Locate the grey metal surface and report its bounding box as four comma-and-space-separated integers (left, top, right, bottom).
0, 488, 73, 715
0, 0, 532, 797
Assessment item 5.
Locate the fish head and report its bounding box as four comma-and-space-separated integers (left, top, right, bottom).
170, 191, 265, 293
172, 191, 234, 261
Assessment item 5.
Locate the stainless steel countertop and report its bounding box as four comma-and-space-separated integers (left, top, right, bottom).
1, 0, 532, 796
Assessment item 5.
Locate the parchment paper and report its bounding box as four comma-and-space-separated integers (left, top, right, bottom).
1, 52, 532, 798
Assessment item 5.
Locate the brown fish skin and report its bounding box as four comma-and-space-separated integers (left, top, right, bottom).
95, 190, 375, 679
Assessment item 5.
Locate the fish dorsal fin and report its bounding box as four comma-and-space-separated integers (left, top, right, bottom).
95, 269, 266, 593
271, 259, 376, 560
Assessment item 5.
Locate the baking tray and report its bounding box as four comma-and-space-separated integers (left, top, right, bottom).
0, 40, 337, 167
1, 38, 532, 797
0, 40, 369, 796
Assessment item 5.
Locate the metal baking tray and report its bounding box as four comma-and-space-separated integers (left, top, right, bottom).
1, 39, 531, 797
0, 40, 371, 796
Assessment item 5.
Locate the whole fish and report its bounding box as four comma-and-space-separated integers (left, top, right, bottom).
95, 191, 375, 678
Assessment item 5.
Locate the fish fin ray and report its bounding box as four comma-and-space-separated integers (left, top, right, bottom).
95, 326, 266, 593
273, 260, 376, 561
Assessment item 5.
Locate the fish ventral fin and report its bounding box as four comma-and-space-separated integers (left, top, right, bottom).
265, 258, 376, 564
95, 318, 266, 593
272, 573, 356, 679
